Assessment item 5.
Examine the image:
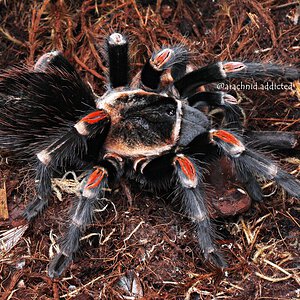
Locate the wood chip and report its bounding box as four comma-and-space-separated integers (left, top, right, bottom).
0, 182, 8, 220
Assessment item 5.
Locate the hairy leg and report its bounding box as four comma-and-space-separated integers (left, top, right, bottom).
107, 33, 130, 88
174, 62, 299, 97
24, 110, 109, 221
173, 154, 226, 267
210, 129, 300, 198
48, 154, 123, 278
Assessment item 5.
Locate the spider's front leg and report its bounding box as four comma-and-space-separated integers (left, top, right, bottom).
140, 46, 189, 90
24, 110, 110, 221
48, 154, 123, 278
107, 33, 130, 88
173, 154, 226, 268
174, 61, 299, 97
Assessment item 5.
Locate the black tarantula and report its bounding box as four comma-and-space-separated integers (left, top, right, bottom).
0, 33, 299, 278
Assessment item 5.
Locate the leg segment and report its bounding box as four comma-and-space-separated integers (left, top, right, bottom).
34, 51, 78, 74
48, 155, 123, 278
24, 164, 53, 220
188, 91, 242, 127
173, 155, 226, 268
24, 110, 110, 221
48, 167, 108, 278
33, 50, 97, 108
174, 62, 299, 97
245, 131, 298, 150
141, 46, 189, 90
210, 130, 300, 198
107, 33, 129, 88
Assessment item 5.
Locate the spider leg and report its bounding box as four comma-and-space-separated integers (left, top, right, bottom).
173, 154, 226, 268
187, 91, 242, 128
245, 131, 298, 150
34, 51, 78, 74
48, 155, 123, 278
210, 129, 300, 199
24, 164, 53, 220
24, 110, 110, 221
141, 46, 189, 90
0, 59, 97, 155
107, 33, 130, 88
174, 62, 299, 97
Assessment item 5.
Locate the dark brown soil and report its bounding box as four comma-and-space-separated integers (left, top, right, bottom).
0, 1, 299, 299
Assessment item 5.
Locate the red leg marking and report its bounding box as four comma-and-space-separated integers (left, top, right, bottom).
151, 49, 174, 70
175, 155, 196, 183
211, 130, 243, 146
81, 110, 108, 124
85, 168, 106, 189
223, 93, 238, 105
223, 62, 246, 73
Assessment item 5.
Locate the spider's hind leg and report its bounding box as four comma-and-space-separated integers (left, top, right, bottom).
34, 51, 78, 74
210, 129, 300, 200
188, 91, 243, 128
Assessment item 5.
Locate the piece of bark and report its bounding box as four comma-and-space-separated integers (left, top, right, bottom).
0, 182, 9, 220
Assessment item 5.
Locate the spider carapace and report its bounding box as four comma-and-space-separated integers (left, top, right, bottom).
0, 32, 299, 278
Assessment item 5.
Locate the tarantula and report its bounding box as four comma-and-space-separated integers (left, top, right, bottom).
0, 33, 299, 278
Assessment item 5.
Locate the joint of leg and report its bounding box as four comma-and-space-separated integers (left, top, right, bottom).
82, 188, 97, 199
150, 48, 175, 71
74, 121, 89, 136
207, 246, 216, 254
191, 213, 207, 222
84, 167, 107, 191
37, 149, 52, 165
34, 51, 62, 71
266, 163, 278, 178
174, 154, 198, 188
107, 33, 127, 46
75, 110, 109, 135
71, 216, 83, 227
223, 62, 246, 74
81, 110, 109, 125
222, 93, 238, 105
210, 130, 245, 156
61, 251, 70, 258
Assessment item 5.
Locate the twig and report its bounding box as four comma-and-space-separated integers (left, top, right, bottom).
73, 55, 106, 81
53, 281, 60, 300
124, 221, 145, 243
271, 2, 299, 10
255, 271, 292, 282
60, 274, 105, 298
0, 27, 26, 47
1, 271, 23, 300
